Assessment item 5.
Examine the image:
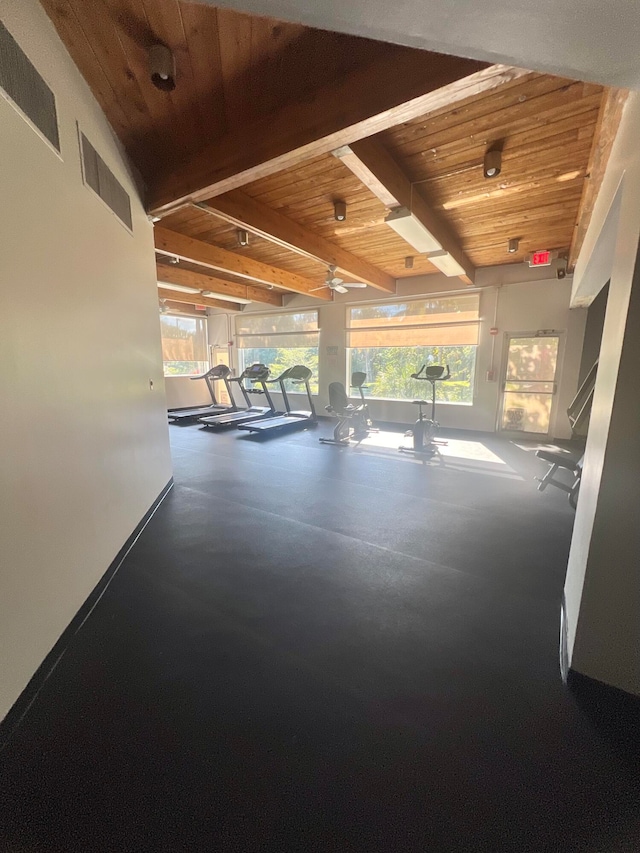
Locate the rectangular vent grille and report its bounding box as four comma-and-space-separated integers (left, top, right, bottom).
0, 21, 60, 151
81, 133, 133, 230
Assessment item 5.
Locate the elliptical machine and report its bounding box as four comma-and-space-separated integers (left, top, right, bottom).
400, 364, 450, 455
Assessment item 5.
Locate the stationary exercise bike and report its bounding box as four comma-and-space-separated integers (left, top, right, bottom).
319, 372, 376, 446
400, 364, 450, 455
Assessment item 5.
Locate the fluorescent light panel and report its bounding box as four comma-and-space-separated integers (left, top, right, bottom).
384, 206, 442, 254
158, 282, 200, 294
158, 281, 251, 304
427, 250, 466, 277
201, 291, 251, 305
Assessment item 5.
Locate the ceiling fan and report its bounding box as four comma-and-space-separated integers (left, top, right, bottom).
312, 265, 368, 294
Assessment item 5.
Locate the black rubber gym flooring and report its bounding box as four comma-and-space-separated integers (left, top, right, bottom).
2, 423, 639, 852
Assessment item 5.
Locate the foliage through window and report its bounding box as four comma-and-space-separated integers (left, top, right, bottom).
347, 295, 480, 403
235, 311, 319, 394
160, 315, 208, 376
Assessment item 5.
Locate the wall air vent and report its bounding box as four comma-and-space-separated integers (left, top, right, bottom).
80, 132, 133, 231
0, 20, 60, 151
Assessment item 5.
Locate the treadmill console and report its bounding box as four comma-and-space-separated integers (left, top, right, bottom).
244, 363, 270, 382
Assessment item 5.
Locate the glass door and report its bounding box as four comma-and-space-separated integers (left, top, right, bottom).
499, 334, 560, 435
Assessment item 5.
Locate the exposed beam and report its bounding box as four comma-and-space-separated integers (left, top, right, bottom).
158, 287, 243, 312
569, 88, 628, 270
197, 193, 396, 293
335, 138, 475, 284
147, 61, 529, 215
154, 227, 331, 300
157, 263, 284, 307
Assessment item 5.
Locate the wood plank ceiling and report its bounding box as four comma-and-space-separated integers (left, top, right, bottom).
40, 0, 618, 307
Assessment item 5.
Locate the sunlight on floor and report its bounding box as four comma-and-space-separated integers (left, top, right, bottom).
350, 431, 523, 479
514, 442, 572, 454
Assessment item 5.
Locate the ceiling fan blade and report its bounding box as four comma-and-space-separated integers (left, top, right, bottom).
310, 284, 330, 292
329, 277, 344, 286
343, 282, 368, 288
333, 284, 349, 294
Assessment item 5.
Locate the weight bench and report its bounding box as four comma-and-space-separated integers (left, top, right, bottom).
535, 449, 584, 509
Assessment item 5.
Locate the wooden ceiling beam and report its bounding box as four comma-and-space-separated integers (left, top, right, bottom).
335, 138, 475, 284
197, 193, 396, 293
158, 287, 242, 312
154, 226, 330, 300
147, 61, 530, 216
568, 88, 628, 270
157, 263, 284, 307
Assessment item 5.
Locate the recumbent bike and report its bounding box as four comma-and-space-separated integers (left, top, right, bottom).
319, 372, 376, 446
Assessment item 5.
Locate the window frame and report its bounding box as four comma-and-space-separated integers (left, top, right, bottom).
345, 292, 481, 406
235, 309, 320, 395
160, 312, 209, 378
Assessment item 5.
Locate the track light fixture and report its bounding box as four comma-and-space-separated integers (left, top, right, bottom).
334, 200, 347, 222
508, 238, 519, 254
149, 44, 176, 91
484, 148, 502, 179
237, 229, 250, 247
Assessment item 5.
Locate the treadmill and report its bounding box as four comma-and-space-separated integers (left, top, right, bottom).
168, 365, 236, 423
198, 363, 278, 428
237, 365, 317, 434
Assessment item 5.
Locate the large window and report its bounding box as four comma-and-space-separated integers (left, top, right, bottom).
347, 295, 480, 403
160, 315, 208, 376
235, 311, 319, 393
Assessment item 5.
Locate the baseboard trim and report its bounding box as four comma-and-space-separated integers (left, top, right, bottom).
0, 477, 174, 750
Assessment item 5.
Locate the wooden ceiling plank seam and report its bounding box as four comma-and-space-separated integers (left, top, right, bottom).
394, 99, 601, 165
158, 285, 243, 312
568, 88, 629, 270
100, 0, 191, 163
428, 165, 592, 214
338, 137, 475, 283
381, 73, 580, 149
424, 141, 594, 194
384, 86, 602, 169
397, 118, 598, 181
447, 191, 585, 225
147, 61, 535, 214
178, 2, 228, 142
216, 7, 253, 132
65, 0, 156, 136
197, 193, 396, 292
385, 79, 598, 153
249, 16, 286, 120
154, 226, 332, 299
140, 0, 207, 142
40, 0, 132, 140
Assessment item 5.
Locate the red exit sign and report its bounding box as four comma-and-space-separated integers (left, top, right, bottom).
528, 250, 552, 267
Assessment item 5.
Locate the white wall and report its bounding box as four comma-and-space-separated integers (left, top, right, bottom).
564, 92, 640, 695
0, 1, 172, 719
210, 264, 585, 438
164, 376, 211, 409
